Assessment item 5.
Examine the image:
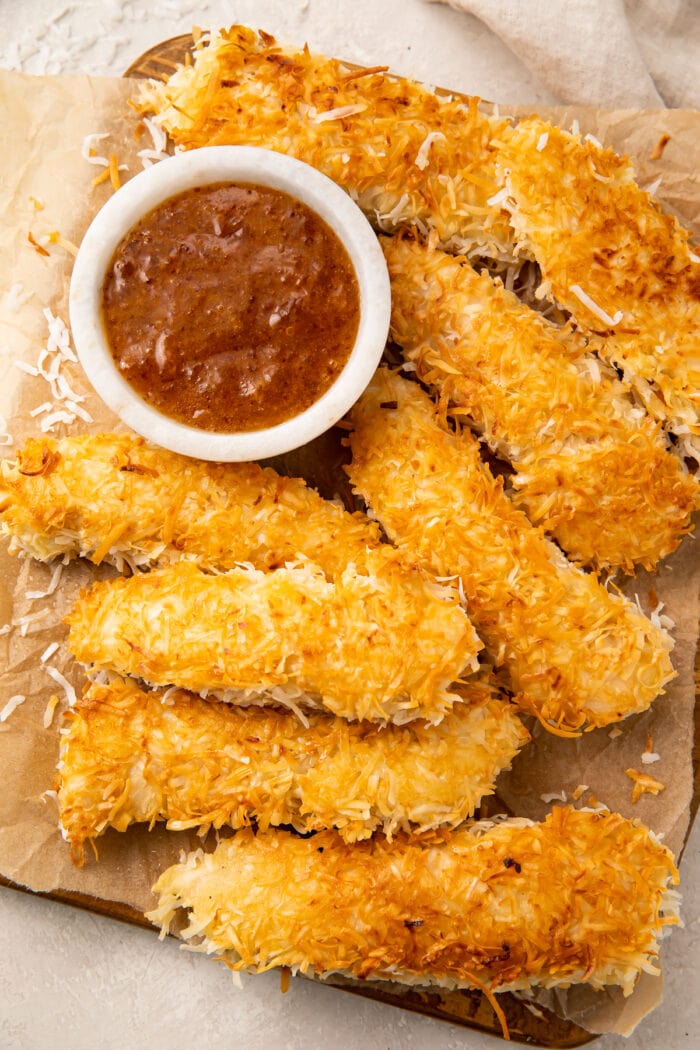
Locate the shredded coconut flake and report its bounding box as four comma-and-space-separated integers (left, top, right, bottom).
536, 132, 549, 152
29, 402, 53, 417
40, 409, 77, 432
642, 751, 661, 765
40, 641, 61, 663
5, 283, 32, 313
45, 666, 77, 707
312, 103, 366, 123
81, 132, 110, 166
14, 360, 40, 377
486, 187, 509, 207
0, 694, 26, 723
414, 131, 446, 171
540, 790, 567, 804
570, 284, 622, 327
64, 400, 93, 423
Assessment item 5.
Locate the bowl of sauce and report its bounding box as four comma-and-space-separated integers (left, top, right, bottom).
69, 146, 390, 460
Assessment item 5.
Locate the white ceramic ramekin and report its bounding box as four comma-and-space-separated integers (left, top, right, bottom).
69, 145, 390, 461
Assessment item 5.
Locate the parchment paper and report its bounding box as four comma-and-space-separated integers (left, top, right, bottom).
0, 66, 698, 1038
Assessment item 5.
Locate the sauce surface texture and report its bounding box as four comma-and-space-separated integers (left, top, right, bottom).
101, 182, 360, 432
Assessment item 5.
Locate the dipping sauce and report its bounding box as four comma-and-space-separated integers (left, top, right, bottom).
101, 182, 360, 432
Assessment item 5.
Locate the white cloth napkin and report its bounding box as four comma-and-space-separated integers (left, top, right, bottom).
424, 0, 700, 107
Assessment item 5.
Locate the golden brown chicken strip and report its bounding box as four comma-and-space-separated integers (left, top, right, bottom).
0, 433, 383, 577
147, 809, 679, 1005
135, 25, 513, 260
497, 118, 700, 455
65, 560, 480, 725
58, 675, 528, 865
383, 235, 697, 572
346, 370, 675, 734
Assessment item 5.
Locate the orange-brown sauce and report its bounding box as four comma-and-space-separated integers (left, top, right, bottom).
101, 182, 360, 432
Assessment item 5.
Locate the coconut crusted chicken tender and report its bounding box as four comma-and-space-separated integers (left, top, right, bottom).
495, 118, 700, 457
65, 560, 480, 725
146, 808, 679, 1007
347, 370, 675, 734
135, 25, 514, 261
57, 676, 529, 865
383, 236, 697, 573
0, 433, 384, 578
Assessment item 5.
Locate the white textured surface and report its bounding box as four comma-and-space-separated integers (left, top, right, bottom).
0, 2, 698, 1047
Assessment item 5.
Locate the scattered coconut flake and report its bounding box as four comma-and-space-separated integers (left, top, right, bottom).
40, 409, 77, 432
642, 751, 661, 765
13, 608, 50, 635
40, 642, 61, 663
536, 132, 549, 152
43, 308, 77, 361
521, 1001, 547, 1021
540, 790, 567, 804
64, 399, 93, 423
486, 187, 509, 207
14, 360, 40, 377
689, 251, 700, 264
608, 727, 623, 739
54, 373, 84, 402
571, 784, 589, 802
584, 132, 602, 148
645, 175, 663, 197
29, 402, 53, 417
81, 131, 110, 166
311, 103, 366, 123
0, 694, 26, 722
0, 624, 10, 636
4, 283, 32, 313
571, 119, 580, 136
137, 148, 170, 168
43, 693, 61, 729
143, 115, 167, 154
570, 284, 623, 327
45, 666, 77, 707
414, 131, 446, 171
